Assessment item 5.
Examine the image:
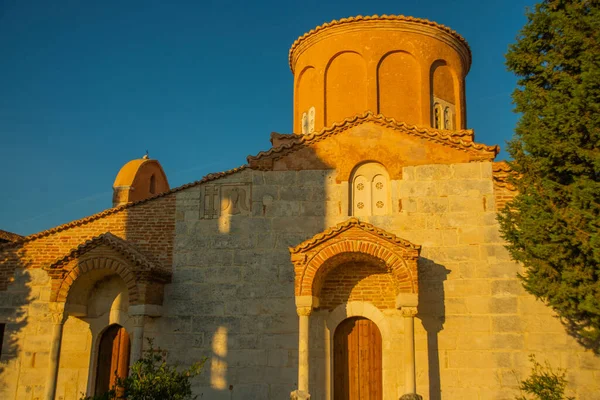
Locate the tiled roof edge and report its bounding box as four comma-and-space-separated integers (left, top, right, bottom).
1, 165, 248, 248
290, 217, 422, 254
248, 112, 498, 164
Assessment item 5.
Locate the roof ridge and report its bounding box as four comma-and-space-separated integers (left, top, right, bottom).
289, 14, 471, 72
290, 217, 421, 254
0, 229, 23, 242
248, 112, 498, 165
1, 165, 248, 249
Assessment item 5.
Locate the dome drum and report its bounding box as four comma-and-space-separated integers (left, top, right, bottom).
290, 15, 471, 133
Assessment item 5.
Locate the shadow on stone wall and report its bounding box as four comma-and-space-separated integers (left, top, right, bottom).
161, 165, 332, 399
0, 244, 32, 395
417, 257, 450, 400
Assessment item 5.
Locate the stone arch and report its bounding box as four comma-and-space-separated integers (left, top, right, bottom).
295, 65, 320, 132
324, 51, 367, 125
377, 50, 421, 125
327, 301, 391, 341
430, 59, 460, 129
298, 238, 416, 297
53, 256, 139, 304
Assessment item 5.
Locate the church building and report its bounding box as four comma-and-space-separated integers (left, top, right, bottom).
1, 15, 599, 400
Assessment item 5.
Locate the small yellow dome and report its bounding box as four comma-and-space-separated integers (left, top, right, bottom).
112, 157, 169, 206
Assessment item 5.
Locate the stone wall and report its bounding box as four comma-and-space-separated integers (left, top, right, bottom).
163, 162, 599, 399
1, 160, 599, 400
0, 195, 175, 399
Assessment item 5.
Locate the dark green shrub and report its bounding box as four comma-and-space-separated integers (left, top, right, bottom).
516, 355, 574, 400
81, 339, 205, 400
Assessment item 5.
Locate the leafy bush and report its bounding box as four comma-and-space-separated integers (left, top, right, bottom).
82, 339, 205, 400
516, 355, 574, 400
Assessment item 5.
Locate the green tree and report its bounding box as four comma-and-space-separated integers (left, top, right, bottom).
82, 339, 205, 400
516, 355, 574, 400
499, 0, 600, 352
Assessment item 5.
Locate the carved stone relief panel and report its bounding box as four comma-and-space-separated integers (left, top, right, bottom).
200, 185, 220, 219
200, 183, 252, 219
220, 184, 252, 216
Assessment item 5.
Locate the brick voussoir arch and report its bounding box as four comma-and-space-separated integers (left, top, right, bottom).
291, 218, 421, 298
53, 256, 140, 303
301, 239, 416, 296
44, 232, 171, 305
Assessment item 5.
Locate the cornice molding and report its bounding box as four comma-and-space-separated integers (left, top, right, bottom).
289, 15, 471, 74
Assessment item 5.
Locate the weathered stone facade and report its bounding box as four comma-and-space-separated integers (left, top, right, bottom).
1, 14, 599, 400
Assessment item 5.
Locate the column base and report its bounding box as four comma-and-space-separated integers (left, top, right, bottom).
400, 394, 423, 400
290, 389, 311, 400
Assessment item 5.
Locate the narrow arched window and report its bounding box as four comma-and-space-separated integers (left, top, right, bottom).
308, 106, 315, 133
301, 112, 309, 134
350, 162, 391, 216
433, 104, 441, 129
149, 174, 156, 194
444, 107, 452, 129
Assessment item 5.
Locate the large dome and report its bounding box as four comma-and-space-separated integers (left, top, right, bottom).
290, 15, 471, 133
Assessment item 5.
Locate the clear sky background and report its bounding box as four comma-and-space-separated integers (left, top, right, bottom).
0, 0, 535, 235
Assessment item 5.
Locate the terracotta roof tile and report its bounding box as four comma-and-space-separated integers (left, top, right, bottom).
0, 164, 247, 248
0, 229, 23, 243
493, 161, 517, 191
248, 112, 498, 165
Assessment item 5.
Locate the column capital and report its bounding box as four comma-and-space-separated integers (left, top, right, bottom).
297, 306, 312, 317
49, 302, 67, 324
401, 306, 418, 318
130, 315, 145, 327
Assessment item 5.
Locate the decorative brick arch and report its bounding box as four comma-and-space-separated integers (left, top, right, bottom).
290, 218, 420, 298
53, 256, 140, 304
43, 232, 171, 306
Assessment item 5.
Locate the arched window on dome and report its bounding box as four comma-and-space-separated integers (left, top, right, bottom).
444, 107, 452, 130
433, 103, 442, 129
301, 112, 309, 134
301, 107, 316, 134
432, 97, 455, 130
350, 162, 391, 216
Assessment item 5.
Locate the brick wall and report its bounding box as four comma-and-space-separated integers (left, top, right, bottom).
0, 194, 176, 291
320, 261, 396, 309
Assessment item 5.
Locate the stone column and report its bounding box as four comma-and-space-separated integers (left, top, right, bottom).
130, 315, 145, 364
291, 306, 312, 400
45, 304, 67, 400
400, 307, 421, 400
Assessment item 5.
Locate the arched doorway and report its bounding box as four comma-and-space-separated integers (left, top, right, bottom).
334, 317, 382, 400
95, 324, 131, 396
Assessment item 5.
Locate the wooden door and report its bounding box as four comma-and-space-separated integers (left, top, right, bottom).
334, 317, 382, 400
95, 324, 131, 396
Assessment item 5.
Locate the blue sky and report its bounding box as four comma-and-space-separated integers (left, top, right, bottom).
0, 0, 534, 235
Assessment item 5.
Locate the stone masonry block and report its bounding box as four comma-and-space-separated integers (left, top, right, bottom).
449, 196, 483, 213
452, 163, 482, 179
492, 316, 522, 332
416, 197, 449, 213
398, 181, 437, 197
415, 164, 452, 181
491, 280, 524, 296
490, 297, 518, 314
264, 171, 296, 185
